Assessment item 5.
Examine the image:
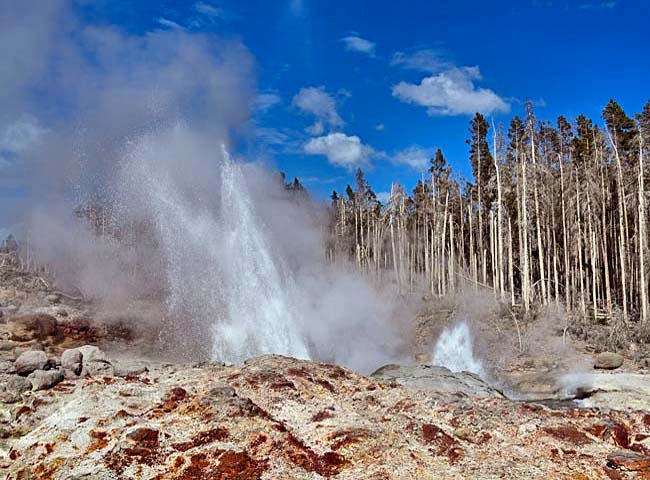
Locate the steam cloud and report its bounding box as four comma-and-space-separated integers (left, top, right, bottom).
1, 0, 404, 372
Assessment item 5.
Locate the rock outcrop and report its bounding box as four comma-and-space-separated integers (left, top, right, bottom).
3, 354, 650, 479
370, 364, 504, 398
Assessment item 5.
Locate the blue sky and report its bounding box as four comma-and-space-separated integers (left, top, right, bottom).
3, 0, 650, 208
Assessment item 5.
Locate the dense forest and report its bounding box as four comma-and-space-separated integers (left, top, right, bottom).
324, 99, 650, 326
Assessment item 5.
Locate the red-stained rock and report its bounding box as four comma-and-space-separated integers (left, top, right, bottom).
8, 313, 59, 342
607, 450, 650, 471
422, 424, 464, 465
543, 425, 593, 445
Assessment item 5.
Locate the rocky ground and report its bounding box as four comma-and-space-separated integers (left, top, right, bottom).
3, 253, 650, 478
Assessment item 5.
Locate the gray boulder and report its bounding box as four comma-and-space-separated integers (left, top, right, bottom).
61, 348, 83, 376
594, 352, 624, 370
112, 359, 149, 377
15, 350, 48, 376
371, 364, 504, 398
77, 345, 107, 363
82, 361, 114, 377
28, 368, 64, 390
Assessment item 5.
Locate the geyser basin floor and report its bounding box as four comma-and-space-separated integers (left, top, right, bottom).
6, 354, 650, 479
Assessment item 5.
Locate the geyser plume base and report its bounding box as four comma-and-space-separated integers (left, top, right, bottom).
49, 124, 403, 372
432, 321, 485, 377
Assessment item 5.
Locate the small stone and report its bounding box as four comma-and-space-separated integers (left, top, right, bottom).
15, 350, 48, 376
0, 375, 31, 402
594, 352, 624, 370
28, 368, 64, 390
45, 294, 61, 304
0, 361, 15, 374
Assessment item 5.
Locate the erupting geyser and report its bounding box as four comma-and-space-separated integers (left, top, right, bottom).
432, 321, 485, 377
120, 131, 309, 362
213, 146, 309, 361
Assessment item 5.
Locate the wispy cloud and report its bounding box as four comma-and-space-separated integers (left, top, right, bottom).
300, 175, 344, 185
157, 17, 184, 29
254, 92, 282, 113
580, 1, 618, 8
340, 35, 376, 57
194, 1, 222, 18
292, 86, 344, 135
391, 49, 448, 73
391, 145, 435, 171
375, 123, 385, 131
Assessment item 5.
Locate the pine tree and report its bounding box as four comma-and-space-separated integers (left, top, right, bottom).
603, 99, 637, 161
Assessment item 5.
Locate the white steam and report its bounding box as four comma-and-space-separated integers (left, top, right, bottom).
2, 1, 403, 372
432, 321, 485, 377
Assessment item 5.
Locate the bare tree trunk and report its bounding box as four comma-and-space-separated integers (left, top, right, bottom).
639, 138, 648, 323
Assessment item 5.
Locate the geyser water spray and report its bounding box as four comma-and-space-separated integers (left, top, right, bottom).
432, 321, 485, 377
213, 146, 309, 361
120, 131, 309, 362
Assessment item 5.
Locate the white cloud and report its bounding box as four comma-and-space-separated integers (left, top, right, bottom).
375, 123, 385, 131
392, 66, 510, 116
194, 2, 222, 17
254, 92, 282, 113
340, 35, 376, 56
157, 18, 184, 29
392, 145, 435, 171
304, 133, 374, 169
292, 86, 344, 134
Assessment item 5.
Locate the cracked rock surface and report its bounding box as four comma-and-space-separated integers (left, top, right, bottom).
3, 354, 650, 479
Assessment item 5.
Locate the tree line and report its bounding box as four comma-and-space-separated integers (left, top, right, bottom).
326, 99, 650, 324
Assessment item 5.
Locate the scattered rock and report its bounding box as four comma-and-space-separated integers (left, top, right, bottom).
7, 313, 59, 342
28, 368, 64, 390
595, 352, 624, 370
0, 375, 31, 402
15, 350, 48, 376
0, 361, 15, 374
45, 293, 61, 304
61, 348, 83, 375
77, 345, 108, 364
